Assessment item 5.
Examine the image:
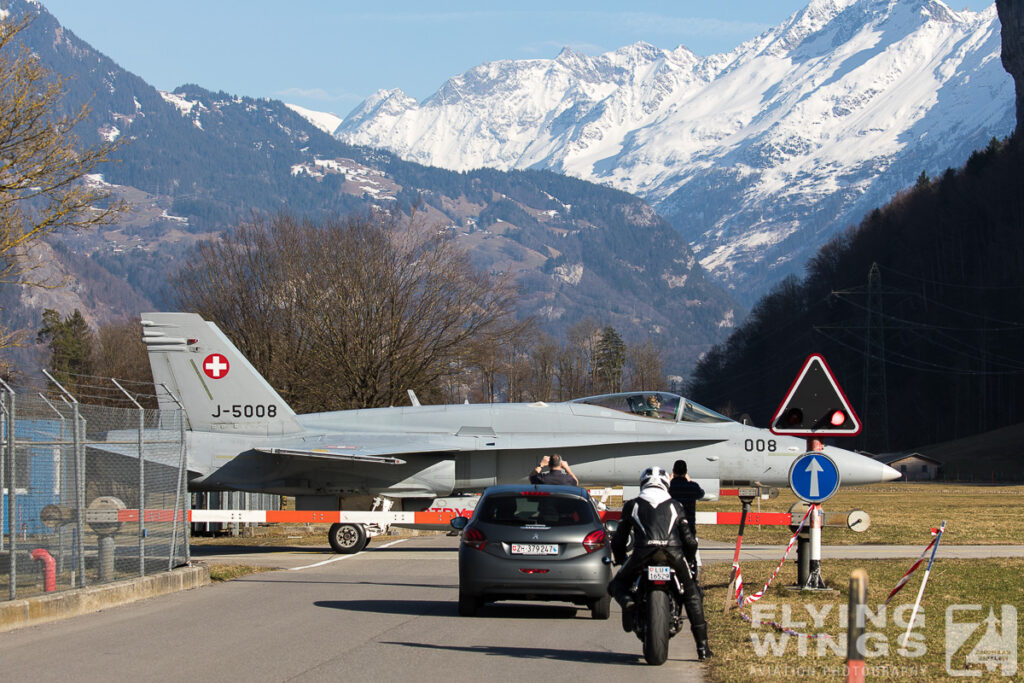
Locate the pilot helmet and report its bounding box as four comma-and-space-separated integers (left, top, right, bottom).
640, 466, 670, 491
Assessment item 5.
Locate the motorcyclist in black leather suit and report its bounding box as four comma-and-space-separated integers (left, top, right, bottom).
607, 466, 713, 661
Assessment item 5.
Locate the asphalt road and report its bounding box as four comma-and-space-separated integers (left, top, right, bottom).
0, 535, 705, 682
184, 535, 1024, 571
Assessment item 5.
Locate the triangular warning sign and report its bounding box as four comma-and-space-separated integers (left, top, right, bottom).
770, 354, 861, 436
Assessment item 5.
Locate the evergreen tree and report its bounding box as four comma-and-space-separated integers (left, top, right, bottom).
594, 326, 626, 394
36, 308, 95, 394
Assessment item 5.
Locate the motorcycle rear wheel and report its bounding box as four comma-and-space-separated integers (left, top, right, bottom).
643, 590, 671, 665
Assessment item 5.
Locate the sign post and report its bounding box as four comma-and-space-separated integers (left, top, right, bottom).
772, 354, 858, 592
788, 451, 840, 589
723, 487, 757, 612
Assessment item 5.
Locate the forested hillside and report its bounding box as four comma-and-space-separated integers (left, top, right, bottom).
687, 135, 1024, 453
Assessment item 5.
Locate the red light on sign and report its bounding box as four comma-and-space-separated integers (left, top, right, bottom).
830, 410, 847, 427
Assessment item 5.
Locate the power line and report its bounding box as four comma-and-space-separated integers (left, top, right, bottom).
877, 264, 1024, 291
830, 289, 1024, 329
814, 327, 1024, 376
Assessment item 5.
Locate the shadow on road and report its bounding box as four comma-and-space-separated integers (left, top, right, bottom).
315, 599, 597, 620
191, 544, 332, 556
380, 640, 641, 666
191, 542, 455, 557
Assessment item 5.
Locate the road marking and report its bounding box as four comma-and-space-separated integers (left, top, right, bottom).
288, 538, 410, 571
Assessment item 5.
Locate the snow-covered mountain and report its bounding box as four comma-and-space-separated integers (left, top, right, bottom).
336, 0, 1016, 302
0, 0, 741, 377
285, 103, 343, 135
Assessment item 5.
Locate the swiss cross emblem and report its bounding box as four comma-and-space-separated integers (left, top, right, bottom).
202, 353, 230, 379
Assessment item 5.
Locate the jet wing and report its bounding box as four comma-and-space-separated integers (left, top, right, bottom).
256, 433, 480, 466
255, 448, 407, 465
258, 431, 724, 465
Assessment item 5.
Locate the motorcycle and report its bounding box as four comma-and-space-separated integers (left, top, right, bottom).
625, 553, 687, 666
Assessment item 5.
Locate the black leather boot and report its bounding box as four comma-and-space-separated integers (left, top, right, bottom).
621, 597, 636, 633
608, 579, 635, 633
692, 622, 713, 661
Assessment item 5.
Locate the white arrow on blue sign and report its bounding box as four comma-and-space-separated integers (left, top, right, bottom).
788, 452, 841, 503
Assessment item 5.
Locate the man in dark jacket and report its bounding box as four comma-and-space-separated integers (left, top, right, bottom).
529, 454, 578, 485
669, 459, 704, 579
607, 466, 712, 660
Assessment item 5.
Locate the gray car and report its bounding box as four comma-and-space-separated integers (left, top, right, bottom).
451, 484, 613, 618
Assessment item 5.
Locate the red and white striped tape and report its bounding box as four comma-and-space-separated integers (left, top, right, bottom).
740, 505, 813, 605
884, 526, 941, 605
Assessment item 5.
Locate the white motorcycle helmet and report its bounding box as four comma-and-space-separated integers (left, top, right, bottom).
640, 466, 670, 491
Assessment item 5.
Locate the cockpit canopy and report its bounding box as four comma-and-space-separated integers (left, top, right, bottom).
571, 392, 733, 423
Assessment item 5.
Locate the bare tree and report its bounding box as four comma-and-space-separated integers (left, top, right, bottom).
0, 16, 125, 348
556, 319, 601, 399
523, 333, 560, 402
626, 340, 665, 390
174, 211, 520, 411
172, 213, 316, 408
92, 319, 157, 407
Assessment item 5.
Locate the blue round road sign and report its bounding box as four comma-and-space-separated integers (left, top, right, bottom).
789, 452, 841, 503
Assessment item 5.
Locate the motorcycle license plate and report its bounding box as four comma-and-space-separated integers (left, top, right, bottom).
647, 566, 671, 581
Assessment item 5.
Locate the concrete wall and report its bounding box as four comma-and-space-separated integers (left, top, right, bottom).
0, 564, 210, 633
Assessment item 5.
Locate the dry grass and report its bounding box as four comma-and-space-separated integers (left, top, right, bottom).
703, 558, 1024, 682
694, 483, 1024, 546
206, 563, 275, 582
190, 525, 442, 547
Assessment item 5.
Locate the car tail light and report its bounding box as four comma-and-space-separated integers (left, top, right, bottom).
583, 528, 606, 553
462, 526, 486, 551
519, 568, 550, 574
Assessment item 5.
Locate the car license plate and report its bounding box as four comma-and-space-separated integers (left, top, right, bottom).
511, 543, 558, 555
647, 566, 671, 581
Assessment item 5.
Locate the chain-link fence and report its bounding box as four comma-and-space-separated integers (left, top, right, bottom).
1, 384, 188, 601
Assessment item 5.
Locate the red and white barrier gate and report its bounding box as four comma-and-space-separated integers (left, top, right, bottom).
83, 507, 797, 527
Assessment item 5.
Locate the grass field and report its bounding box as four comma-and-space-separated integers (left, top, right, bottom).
702, 558, 1023, 682
694, 483, 1024, 546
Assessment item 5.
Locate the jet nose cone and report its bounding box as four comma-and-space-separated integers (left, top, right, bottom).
822, 446, 904, 485
882, 464, 902, 482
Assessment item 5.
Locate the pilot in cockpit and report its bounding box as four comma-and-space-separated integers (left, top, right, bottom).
645, 394, 663, 418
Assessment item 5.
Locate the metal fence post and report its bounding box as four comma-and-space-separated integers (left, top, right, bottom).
160, 384, 189, 568
1, 387, 5, 556
74, 402, 86, 587
0, 380, 17, 600
38, 393, 69, 575
46, 371, 86, 588
112, 379, 145, 577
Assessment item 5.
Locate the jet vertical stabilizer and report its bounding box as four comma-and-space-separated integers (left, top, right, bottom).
141, 312, 304, 436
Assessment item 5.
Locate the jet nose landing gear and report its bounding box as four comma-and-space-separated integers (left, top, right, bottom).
329, 522, 368, 554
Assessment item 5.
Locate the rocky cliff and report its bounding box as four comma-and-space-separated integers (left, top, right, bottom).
998, 0, 1024, 133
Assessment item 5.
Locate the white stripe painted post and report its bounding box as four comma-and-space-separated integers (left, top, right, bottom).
899, 520, 945, 648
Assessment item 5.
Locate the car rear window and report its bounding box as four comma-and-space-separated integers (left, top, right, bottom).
477, 494, 596, 526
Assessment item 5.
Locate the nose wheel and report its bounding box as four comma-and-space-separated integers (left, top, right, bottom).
328, 522, 368, 554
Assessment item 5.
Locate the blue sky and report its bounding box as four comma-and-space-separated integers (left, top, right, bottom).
40, 1, 982, 117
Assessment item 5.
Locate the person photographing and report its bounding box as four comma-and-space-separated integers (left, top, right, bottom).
529, 454, 578, 485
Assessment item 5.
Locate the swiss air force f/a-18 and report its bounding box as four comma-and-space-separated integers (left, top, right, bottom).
141, 312, 900, 551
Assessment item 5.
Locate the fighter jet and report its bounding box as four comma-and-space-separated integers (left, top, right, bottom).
142, 312, 900, 551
